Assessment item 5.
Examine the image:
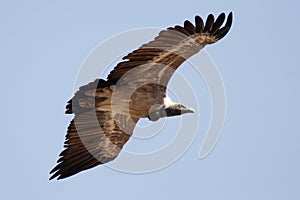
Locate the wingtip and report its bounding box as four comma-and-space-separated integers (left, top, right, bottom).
49, 171, 64, 181
212, 12, 233, 41
49, 174, 56, 181
226, 12, 233, 28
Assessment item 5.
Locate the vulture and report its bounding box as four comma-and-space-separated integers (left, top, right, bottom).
50, 12, 233, 180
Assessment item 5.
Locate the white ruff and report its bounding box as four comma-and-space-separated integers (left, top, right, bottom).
163, 96, 176, 107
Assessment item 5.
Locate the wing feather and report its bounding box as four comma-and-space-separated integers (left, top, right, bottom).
65, 79, 112, 114
195, 15, 204, 33
184, 20, 196, 34
203, 14, 215, 32
211, 13, 226, 34
49, 111, 138, 180
107, 12, 233, 83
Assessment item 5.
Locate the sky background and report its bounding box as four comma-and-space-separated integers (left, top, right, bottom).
1, 0, 300, 199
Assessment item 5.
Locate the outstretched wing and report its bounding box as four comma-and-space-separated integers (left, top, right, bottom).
107, 13, 233, 86
50, 79, 139, 180
50, 110, 138, 180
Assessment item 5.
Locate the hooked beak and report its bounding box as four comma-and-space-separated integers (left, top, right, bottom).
165, 104, 195, 117
180, 106, 195, 114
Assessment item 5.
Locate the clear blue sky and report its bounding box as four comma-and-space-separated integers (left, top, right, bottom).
1, 0, 299, 199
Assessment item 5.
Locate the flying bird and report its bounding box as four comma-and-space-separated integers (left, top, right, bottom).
50, 12, 233, 180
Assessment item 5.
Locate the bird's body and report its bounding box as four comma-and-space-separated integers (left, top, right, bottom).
50, 12, 233, 180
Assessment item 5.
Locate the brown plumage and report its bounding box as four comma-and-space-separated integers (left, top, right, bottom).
50, 12, 233, 180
